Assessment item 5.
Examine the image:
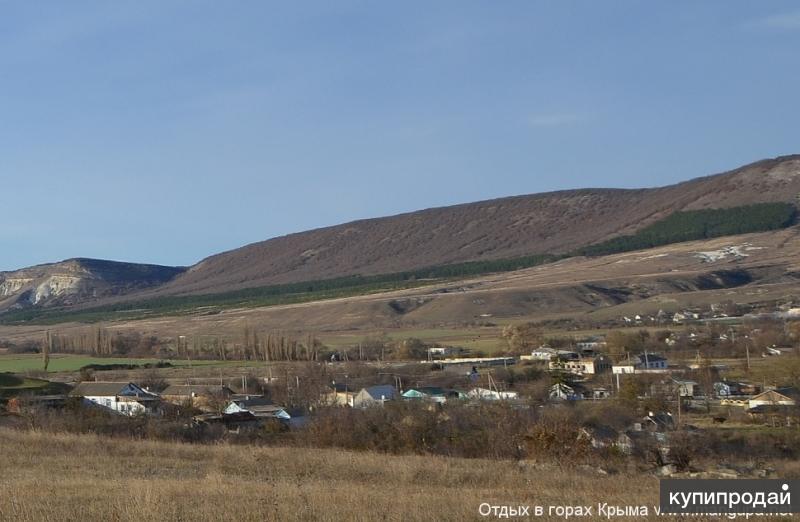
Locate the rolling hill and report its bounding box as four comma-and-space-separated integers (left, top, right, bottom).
156, 154, 800, 296
1, 154, 799, 316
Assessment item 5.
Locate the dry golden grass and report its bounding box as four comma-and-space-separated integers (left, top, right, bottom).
0, 427, 663, 521
0, 427, 795, 521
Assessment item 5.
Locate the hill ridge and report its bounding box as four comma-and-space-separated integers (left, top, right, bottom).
2, 154, 800, 310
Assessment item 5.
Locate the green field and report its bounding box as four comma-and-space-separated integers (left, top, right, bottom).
0, 354, 268, 373
0, 372, 72, 398
0, 373, 50, 389
317, 326, 504, 352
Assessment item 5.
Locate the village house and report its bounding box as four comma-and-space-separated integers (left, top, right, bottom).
714, 381, 760, 399
427, 346, 463, 358
69, 382, 160, 416
549, 354, 611, 375
639, 411, 676, 433
635, 353, 668, 370
673, 379, 698, 398
748, 387, 799, 410
326, 383, 357, 406
576, 338, 607, 352
160, 384, 235, 412
401, 387, 463, 404
352, 385, 396, 408
672, 310, 700, 324
612, 353, 668, 374
549, 382, 582, 401
224, 396, 291, 420
611, 361, 636, 374
467, 387, 519, 401
746, 387, 799, 426
583, 386, 611, 400
649, 379, 698, 399
522, 346, 579, 361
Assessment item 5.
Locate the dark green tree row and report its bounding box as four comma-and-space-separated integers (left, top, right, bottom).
574, 202, 796, 257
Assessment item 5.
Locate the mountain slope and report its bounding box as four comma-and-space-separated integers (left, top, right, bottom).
2, 154, 798, 312
157, 154, 800, 296
0, 259, 186, 311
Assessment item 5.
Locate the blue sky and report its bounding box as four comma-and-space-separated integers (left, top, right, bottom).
1, 1, 799, 271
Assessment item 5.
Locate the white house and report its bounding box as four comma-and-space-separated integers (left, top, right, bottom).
612, 353, 668, 374
522, 346, 578, 361
69, 382, 160, 416
427, 347, 456, 358
612, 363, 636, 375
224, 396, 291, 420
576, 339, 606, 352
633, 353, 668, 370
672, 379, 698, 398
748, 388, 799, 410
549, 383, 581, 401
467, 387, 519, 401
549, 355, 611, 375
714, 381, 760, 399
402, 387, 464, 404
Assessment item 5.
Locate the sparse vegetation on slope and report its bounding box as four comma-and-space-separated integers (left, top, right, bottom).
148, 155, 800, 296
0, 254, 556, 325
0, 203, 796, 326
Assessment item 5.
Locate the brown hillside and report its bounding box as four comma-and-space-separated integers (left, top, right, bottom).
157, 155, 800, 296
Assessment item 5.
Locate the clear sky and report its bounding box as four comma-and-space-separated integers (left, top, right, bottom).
2, 1, 799, 271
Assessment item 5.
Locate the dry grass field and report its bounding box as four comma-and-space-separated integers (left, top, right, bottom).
3, 427, 798, 521
0, 426, 670, 522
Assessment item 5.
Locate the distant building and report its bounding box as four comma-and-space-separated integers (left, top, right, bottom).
714, 381, 760, 399
633, 353, 668, 370
69, 382, 160, 416
161, 384, 235, 412
641, 411, 676, 432
402, 387, 463, 404
549, 355, 611, 375
576, 338, 607, 352
549, 383, 581, 401
611, 363, 636, 375
467, 388, 519, 401
224, 397, 291, 420
522, 346, 579, 361
613, 353, 668, 374
749, 388, 799, 410
672, 379, 698, 398
327, 383, 357, 407
427, 347, 460, 358
352, 385, 396, 408
584, 386, 611, 400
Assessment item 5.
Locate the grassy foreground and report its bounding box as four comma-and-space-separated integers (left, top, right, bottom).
0, 427, 669, 522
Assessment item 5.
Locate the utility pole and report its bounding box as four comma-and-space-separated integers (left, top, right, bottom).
745, 340, 751, 372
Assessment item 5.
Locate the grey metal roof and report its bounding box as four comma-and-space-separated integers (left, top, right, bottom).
360, 385, 396, 400
231, 396, 273, 408
69, 382, 152, 397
